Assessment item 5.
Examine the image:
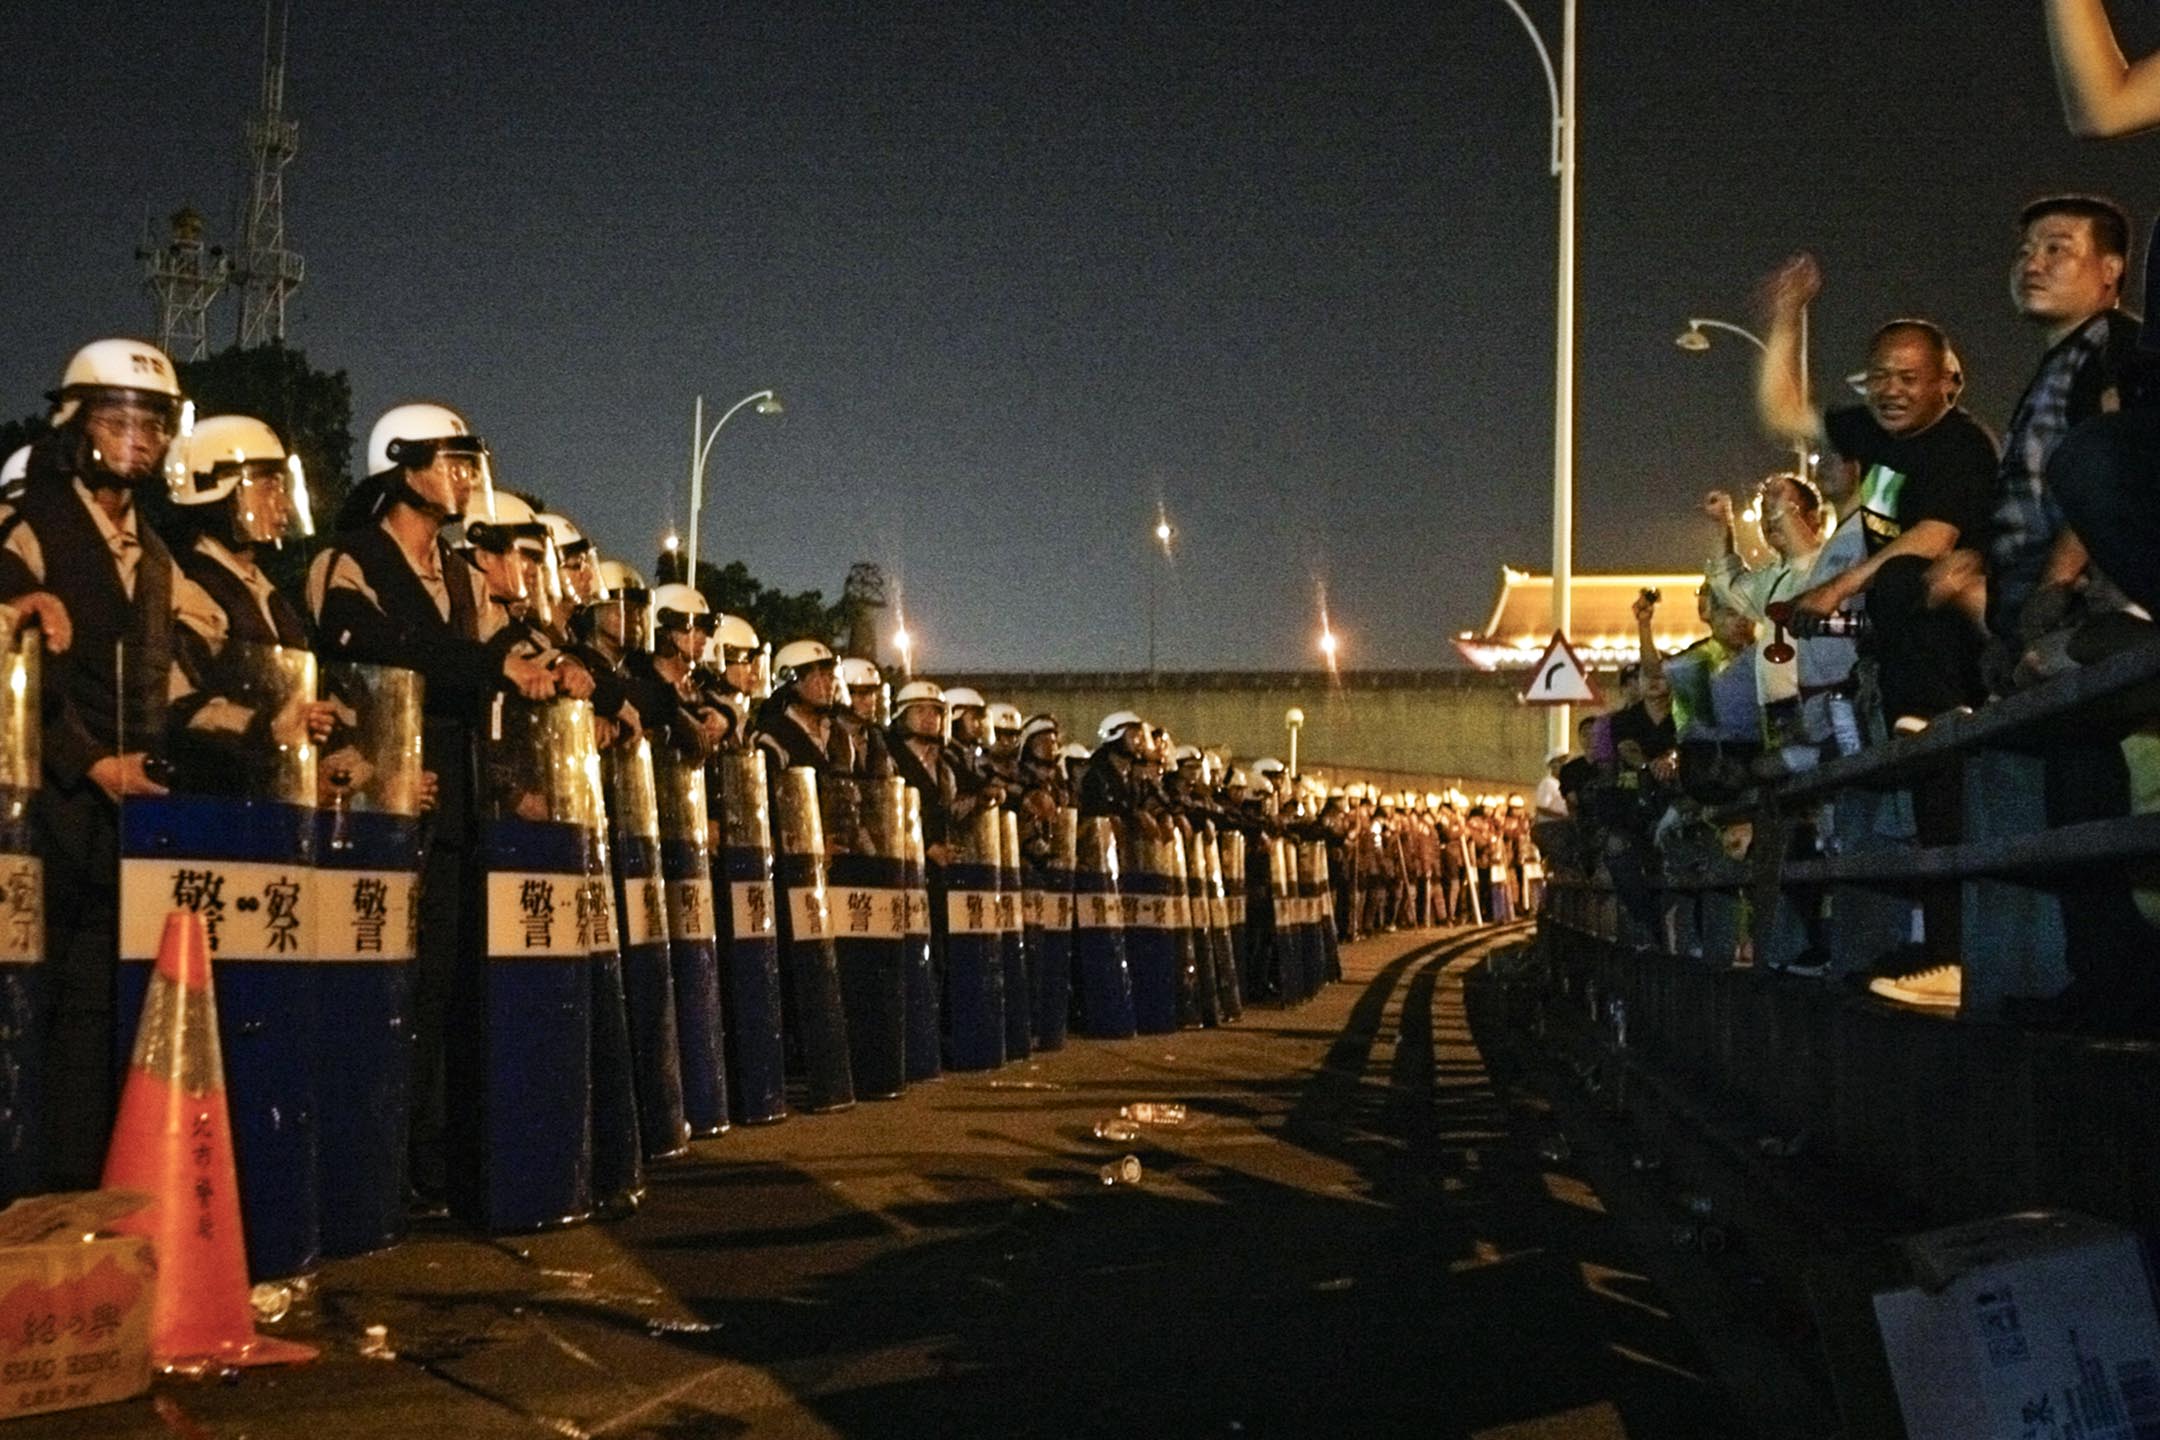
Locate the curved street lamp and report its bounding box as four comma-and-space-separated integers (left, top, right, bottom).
1675, 316, 1813, 480
686, 388, 783, 578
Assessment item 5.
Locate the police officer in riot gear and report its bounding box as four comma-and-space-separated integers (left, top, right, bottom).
457, 491, 598, 706
633, 583, 727, 757
941, 686, 1005, 812
835, 656, 894, 778
565, 556, 647, 745
0, 339, 197, 1185
1080, 710, 1164, 838
753, 639, 850, 777
984, 701, 1024, 787
311, 401, 556, 1208
888, 680, 960, 856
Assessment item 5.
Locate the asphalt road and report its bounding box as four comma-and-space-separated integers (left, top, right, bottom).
29, 925, 1745, 1439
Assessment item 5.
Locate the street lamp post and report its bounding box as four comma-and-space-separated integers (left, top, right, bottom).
686, 389, 783, 580
1675, 316, 1812, 479
1497, 0, 1576, 756
1285, 707, 1305, 779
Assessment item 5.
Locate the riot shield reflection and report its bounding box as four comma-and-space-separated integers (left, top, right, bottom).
121, 640, 319, 1279
711, 751, 783, 1125
0, 614, 38, 1205
603, 738, 689, 1160
771, 767, 854, 1112
314, 661, 423, 1258
826, 777, 907, 1100
455, 696, 596, 1233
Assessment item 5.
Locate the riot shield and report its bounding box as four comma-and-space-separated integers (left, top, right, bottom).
1025, 807, 1075, 1052
900, 788, 940, 1082
771, 767, 855, 1112
1073, 817, 1135, 1038
1310, 840, 1342, 983
996, 809, 1032, 1061
604, 737, 689, 1158
455, 695, 596, 1233
1221, 829, 1249, 1005
655, 746, 730, 1134
940, 807, 1006, 1070
711, 751, 784, 1124
826, 776, 907, 1099
1260, 836, 1291, 1004
1122, 825, 1179, 1035
1204, 828, 1242, 1024
1171, 827, 1213, 1029
314, 661, 423, 1258
0, 613, 38, 1204
581, 730, 645, 1213
121, 640, 319, 1279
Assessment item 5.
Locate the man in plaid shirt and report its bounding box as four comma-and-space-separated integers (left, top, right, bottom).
1982, 195, 2144, 654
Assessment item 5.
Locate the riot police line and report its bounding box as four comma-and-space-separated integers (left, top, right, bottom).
0, 336, 1371, 1284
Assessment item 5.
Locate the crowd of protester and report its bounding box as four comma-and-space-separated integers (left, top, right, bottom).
1536, 6, 2160, 1037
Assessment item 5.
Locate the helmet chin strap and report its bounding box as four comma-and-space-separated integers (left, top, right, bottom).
387, 470, 455, 523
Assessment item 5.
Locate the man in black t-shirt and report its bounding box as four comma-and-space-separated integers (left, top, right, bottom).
1757, 254, 2000, 728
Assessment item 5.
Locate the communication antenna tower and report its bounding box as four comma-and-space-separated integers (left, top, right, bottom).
137, 206, 229, 361
232, 1, 303, 347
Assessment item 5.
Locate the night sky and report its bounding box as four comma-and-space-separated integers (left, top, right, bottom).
7, 2, 2160, 671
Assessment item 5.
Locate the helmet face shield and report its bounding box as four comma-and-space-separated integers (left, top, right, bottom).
81, 391, 183, 486
228, 455, 314, 546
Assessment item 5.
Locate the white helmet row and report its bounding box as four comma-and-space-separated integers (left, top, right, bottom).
166, 414, 314, 547
893, 680, 945, 713
773, 638, 837, 686
985, 701, 1023, 735
51, 338, 183, 429
652, 582, 710, 633
366, 401, 485, 477
1097, 710, 1143, 741
837, 657, 881, 691
714, 613, 759, 661
943, 686, 986, 711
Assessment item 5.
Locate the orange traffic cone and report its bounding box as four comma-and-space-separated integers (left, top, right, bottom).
101, 909, 317, 1371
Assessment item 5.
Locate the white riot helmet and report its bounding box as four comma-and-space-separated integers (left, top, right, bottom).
1253, 756, 1287, 779
836, 657, 880, 691
167, 414, 314, 548
652, 582, 711, 639
986, 702, 1023, 737
1058, 741, 1091, 765
50, 338, 187, 489
537, 512, 598, 607
1097, 709, 1143, 742
0, 447, 27, 492
366, 401, 491, 522
1019, 713, 1060, 749
583, 557, 652, 652
1170, 744, 1203, 767
892, 679, 947, 741
943, 687, 986, 712
537, 512, 589, 557
772, 638, 838, 688
715, 613, 759, 664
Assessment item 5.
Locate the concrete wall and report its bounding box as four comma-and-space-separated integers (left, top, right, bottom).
936, 669, 1550, 788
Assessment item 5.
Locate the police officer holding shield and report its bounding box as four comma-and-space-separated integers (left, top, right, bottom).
0, 340, 198, 1185
310, 402, 556, 1208
835, 657, 893, 779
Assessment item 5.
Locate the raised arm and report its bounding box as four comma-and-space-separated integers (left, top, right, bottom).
2046, 0, 2160, 137
1757, 254, 1824, 446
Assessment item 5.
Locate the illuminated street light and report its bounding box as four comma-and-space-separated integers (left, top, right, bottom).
662, 531, 680, 554
892, 619, 914, 678
686, 388, 783, 578
1147, 503, 1176, 679
1285, 706, 1306, 779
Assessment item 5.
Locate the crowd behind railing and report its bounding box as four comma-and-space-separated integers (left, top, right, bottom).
1536, 1, 2160, 1040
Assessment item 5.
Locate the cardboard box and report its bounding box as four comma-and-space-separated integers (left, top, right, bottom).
0, 1191, 154, 1421
1873, 1210, 2160, 1440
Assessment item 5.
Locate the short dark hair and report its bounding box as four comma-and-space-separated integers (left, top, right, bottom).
1869, 318, 1951, 364
2020, 193, 2132, 261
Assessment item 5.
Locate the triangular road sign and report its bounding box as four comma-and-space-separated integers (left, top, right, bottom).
1520, 631, 1601, 706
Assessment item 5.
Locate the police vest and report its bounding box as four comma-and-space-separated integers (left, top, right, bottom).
178, 543, 309, 648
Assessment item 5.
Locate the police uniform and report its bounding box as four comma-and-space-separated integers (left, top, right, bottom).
0, 445, 203, 1185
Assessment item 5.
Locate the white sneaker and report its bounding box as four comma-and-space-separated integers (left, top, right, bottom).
1868, 964, 1962, 1009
